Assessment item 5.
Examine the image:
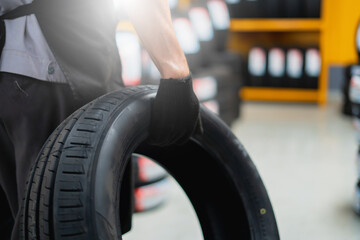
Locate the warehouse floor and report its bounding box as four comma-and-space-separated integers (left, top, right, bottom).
124, 91, 360, 240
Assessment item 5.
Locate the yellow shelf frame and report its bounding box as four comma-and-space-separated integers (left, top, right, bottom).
230, 19, 323, 32
240, 87, 319, 103
229, 0, 360, 104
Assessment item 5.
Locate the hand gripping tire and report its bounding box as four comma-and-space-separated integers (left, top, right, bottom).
20, 86, 279, 240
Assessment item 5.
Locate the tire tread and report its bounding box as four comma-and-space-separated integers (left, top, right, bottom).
21, 86, 157, 239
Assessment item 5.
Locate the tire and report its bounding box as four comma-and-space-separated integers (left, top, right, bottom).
20, 85, 279, 240
0, 187, 13, 240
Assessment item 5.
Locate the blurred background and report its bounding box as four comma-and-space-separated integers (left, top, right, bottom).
113, 0, 360, 239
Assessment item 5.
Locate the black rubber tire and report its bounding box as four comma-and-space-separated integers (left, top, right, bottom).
20, 85, 279, 240
0, 187, 13, 240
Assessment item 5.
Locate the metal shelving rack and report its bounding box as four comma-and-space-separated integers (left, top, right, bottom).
228, 0, 360, 104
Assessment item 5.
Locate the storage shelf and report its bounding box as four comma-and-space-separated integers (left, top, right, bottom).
240, 87, 319, 102
230, 19, 322, 32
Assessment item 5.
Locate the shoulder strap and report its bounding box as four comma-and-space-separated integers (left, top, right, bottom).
0, 1, 40, 59
1, 1, 39, 20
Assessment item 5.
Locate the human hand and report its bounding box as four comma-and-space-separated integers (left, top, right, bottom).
147, 74, 202, 147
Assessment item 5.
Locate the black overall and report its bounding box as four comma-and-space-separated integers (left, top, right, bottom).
0, 1, 123, 239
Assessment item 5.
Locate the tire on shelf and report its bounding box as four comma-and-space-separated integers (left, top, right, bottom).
20, 85, 279, 240
304, 47, 321, 89
171, 11, 203, 73
193, 66, 242, 126
342, 65, 354, 116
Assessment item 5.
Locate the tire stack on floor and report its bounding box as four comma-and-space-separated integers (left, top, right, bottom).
132, 155, 170, 212
343, 66, 360, 116
342, 22, 360, 116
348, 66, 360, 215
189, 0, 243, 126
344, 20, 360, 215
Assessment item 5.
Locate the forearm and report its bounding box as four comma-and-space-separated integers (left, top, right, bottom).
122, 0, 190, 79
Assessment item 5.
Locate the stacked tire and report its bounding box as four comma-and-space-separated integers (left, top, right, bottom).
166, 0, 243, 126
246, 45, 321, 89
340, 20, 360, 216
225, 0, 322, 19
132, 155, 170, 212
342, 21, 360, 116
348, 66, 360, 215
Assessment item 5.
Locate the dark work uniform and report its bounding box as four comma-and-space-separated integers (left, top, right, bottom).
0, 0, 123, 239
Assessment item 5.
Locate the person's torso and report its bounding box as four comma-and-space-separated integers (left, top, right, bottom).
0, 0, 67, 83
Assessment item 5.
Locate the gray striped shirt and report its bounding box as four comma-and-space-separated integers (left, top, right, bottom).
0, 0, 67, 83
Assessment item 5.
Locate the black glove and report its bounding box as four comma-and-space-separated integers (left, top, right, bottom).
147, 74, 202, 147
